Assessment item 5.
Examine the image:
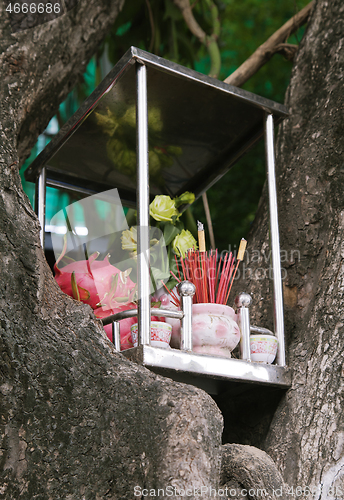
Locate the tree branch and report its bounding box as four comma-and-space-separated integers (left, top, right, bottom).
275, 42, 299, 61
173, 0, 221, 78
145, 0, 155, 53
1, 0, 126, 164
202, 192, 216, 250
224, 0, 314, 87
174, 0, 207, 43
174, 0, 221, 246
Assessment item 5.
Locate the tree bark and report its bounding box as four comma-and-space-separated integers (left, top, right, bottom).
2, 0, 344, 495
266, 0, 344, 493
220, 444, 287, 500
226, 0, 344, 495
0, 2, 223, 498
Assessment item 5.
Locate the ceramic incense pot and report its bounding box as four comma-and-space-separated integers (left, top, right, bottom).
191, 303, 240, 358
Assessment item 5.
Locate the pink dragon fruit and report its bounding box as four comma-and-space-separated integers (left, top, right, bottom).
54, 244, 137, 350
54, 252, 137, 310
54, 242, 165, 350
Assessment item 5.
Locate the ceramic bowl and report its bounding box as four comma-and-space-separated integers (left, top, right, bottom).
250, 334, 278, 364
191, 303, 240, 358
131, 321, 172, 348
165, 302, 240, 357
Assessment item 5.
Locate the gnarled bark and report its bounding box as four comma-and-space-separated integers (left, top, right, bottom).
220, 444, 286, 500
0, 1, 223, 498
266, 0, 344, 494
226, 0, 344, 495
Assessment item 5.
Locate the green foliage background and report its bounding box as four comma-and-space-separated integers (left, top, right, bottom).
106, 0, 309, 250
21, 0, 309, 251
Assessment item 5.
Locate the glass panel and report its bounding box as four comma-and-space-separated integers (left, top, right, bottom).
44, 65, 137, 201
26, 49, 287, 204
145, 65, 265, 198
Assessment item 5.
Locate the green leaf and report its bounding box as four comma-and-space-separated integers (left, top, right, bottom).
163, 223, 180, 246
150, 267, 171, 282
164, 277, 179, 291
181, 208, 198, 239
175, 219, 184, 231
125, 208, 137, 226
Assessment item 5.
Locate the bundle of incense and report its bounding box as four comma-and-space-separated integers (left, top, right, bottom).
162, 238, 247, 306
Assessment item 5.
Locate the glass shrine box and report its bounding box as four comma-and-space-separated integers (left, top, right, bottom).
25, 47, 291, 395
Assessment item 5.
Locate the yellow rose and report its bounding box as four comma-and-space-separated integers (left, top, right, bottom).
121, 227, 160, 258
121, 227, 137, 255
149, 195, 178, 222
172, 230, 198, 258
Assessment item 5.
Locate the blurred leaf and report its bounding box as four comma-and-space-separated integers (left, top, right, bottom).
163, 224, 180, 246
180, 208, 198, 239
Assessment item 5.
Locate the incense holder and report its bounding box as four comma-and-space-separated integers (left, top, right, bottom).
191, 303, 240, 357
250, 335, 278, 364
166, 302, 240, 356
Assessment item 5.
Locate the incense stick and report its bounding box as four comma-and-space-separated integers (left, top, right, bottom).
197, 220, 206, 252
226, 238, 247, 300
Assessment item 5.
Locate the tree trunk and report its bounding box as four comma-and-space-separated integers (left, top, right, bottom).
2, 0, 344, 496
0, 2, 223, 498
224, 0, 344, 495
266, 0, 344, 494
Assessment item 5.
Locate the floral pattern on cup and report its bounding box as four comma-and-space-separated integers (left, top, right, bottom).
131, 321, 172, 348
250, 335, 278, 364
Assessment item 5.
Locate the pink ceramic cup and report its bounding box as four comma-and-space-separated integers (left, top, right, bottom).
131, 321, 172, 348
250, 335, 278, 364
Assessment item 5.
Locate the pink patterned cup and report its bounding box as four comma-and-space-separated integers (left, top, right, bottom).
131, 321, 172, 348
250, 335, 278, 364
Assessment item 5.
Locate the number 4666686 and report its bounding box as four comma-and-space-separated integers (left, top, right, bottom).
6, 3, 61, 14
